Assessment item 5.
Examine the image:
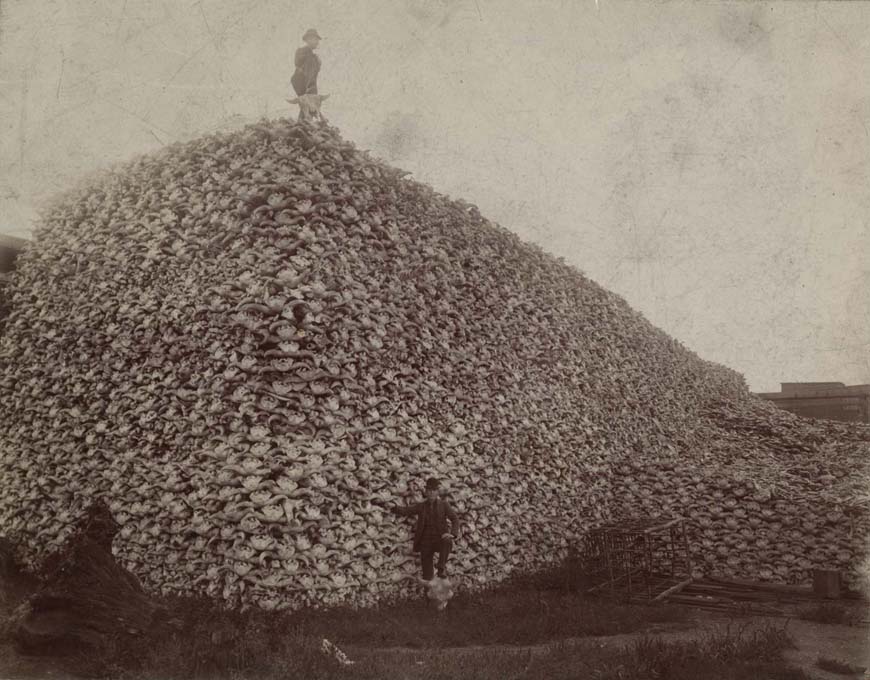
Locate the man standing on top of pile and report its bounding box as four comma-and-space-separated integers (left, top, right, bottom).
292, 28, 322, 98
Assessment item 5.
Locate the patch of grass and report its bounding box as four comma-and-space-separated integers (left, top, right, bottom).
0, 551, 800, 680
108, 596, 351, 680
120, 627, 350, 680
0, 596, 812, 680
816, 655, 866, 676
618, 622, 807, 680
327, 624, 811, 680
288, 586, 689, 648
347, 646, 561, 680
504, 552, 597, 592
0, 565, 690, 677
277, 552, 686, 650
797, 603, 856, 625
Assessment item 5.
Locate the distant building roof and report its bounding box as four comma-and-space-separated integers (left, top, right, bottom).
756, 382, 870, 424
757, 382, 870, 399
0, 235, 29, 274
0, 234, 30, 250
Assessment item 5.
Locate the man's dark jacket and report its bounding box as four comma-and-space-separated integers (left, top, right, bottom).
395, 499, 461, 553
292, 45, 320, 95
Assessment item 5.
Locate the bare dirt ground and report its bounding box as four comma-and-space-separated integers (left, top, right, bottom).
780, 618, 869, 680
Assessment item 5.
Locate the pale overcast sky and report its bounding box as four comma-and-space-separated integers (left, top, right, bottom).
1, 1, 868, 393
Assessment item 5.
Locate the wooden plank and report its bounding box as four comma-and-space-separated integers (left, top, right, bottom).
653, 577, 693, 601
705, 575, 814, 596
689, 585, 808, 602
665, 596, 784, 615
667, 594, 729, 604
683, 587, 778, 602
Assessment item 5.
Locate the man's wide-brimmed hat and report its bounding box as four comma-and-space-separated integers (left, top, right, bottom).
303, 28, 322, 41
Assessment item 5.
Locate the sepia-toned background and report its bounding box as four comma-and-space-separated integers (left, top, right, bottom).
0, 0, 867, 393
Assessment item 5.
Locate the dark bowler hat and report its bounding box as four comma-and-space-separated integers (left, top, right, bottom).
425, 477, 440, 490
303, 28, 322, 40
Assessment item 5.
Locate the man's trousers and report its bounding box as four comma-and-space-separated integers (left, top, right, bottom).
419, 536, 453, 580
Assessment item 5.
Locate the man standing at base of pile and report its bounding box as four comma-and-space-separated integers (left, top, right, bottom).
391, 477, 461, 581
